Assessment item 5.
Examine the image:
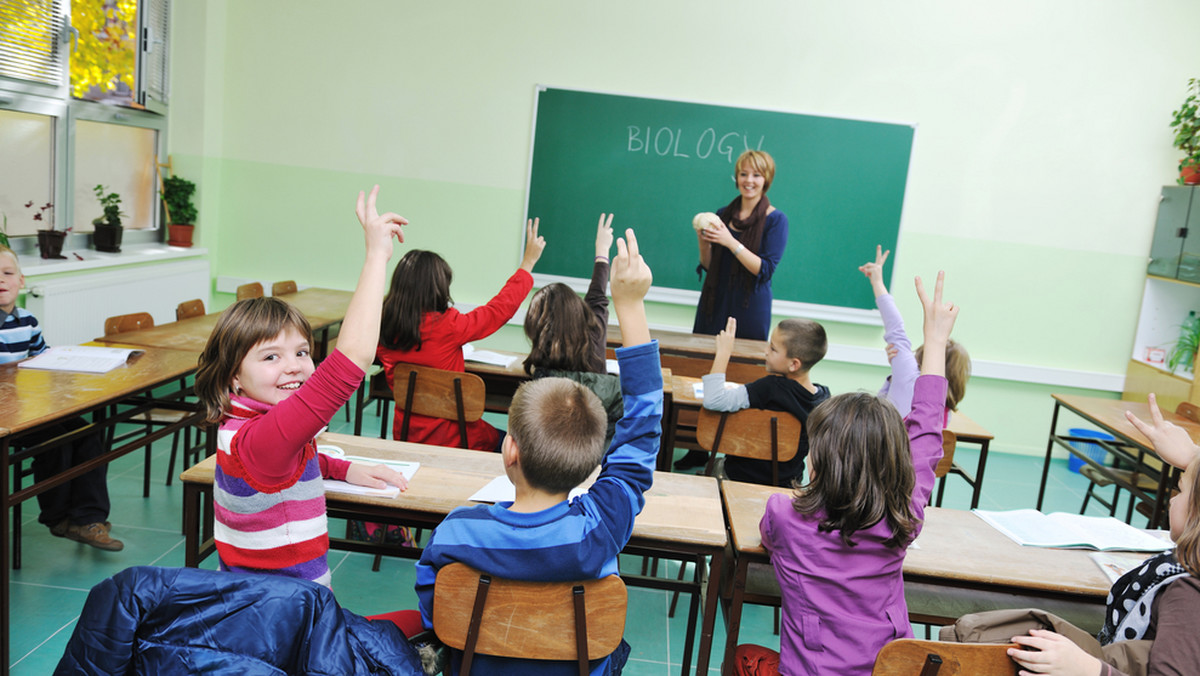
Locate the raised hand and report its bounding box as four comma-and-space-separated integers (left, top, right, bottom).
595, 213, 614, 259
612, 229, 652, 347
915, 270, 958, 347
1125, 393, 1200, 470
715, 317, 737, 358
858, 245, 891, 297
520, 218, 546, 272
355, 185, 407, 259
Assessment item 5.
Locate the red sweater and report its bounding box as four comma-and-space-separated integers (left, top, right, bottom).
376, 269, 532, 450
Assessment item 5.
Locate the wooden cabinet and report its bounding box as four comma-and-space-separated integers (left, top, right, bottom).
1125, 186, 1200, 408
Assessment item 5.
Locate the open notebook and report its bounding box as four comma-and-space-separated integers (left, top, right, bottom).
317, 445, 419, 498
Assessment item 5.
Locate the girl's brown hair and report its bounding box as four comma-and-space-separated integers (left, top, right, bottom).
1174, 457, 1200, 576
915, 339, 971, 411
194, 297, 313, 423
523, 283, 604, 375
792, 392, 919, 549
380, 250, 453, 352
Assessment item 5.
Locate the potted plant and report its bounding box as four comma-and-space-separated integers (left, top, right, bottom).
161, 175, 198, 247
1170, 78, 1200, 185
24, 200, 67, 259
92, 184, 125, 253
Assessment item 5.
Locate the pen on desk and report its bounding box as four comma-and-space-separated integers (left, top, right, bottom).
73, 253, 84, 260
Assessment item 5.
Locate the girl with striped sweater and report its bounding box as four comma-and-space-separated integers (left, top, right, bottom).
194, 186, 409, 588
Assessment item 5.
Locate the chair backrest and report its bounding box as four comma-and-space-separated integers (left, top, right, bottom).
872, 639, 1018, 676
236, 282, 264, 301
1176, 400, 1200, 423
935, 429, 957, 479
271, 280, 298, 296
433, 562, 626, 676
696, 407, 803, 485
392, 364, 486, 448
175, 298, 206, 320
103, 312, 155, 336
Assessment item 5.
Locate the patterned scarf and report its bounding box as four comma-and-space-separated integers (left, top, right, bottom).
698, 194, 771, 321
1098, 550, 1187, 645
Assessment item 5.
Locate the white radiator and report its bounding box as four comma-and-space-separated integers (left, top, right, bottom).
25, 259, 211, 347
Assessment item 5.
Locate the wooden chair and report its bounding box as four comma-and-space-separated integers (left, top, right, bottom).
361, 364, 487, 570
271, 280, 297, 296
236, 282, 263, 301
175, 298, 205, 320
696, 407, 804, 487
872, 638, 1018, 675
932, 430, 957, 507
433, 562, 626, 676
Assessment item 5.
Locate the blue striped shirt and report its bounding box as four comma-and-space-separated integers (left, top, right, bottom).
415, 340, 662, 676
0, 307, 47, 365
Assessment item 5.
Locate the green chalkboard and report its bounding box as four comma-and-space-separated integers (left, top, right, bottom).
526, 87, 915, 314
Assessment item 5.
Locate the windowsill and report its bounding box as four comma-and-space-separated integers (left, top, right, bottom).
20, 243, 209, 277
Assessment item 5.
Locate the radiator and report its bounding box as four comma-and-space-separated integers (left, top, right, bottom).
25, 259, 211, 347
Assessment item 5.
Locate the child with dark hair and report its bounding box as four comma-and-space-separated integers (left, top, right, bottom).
523, 214, 622, 448
696, 316, 830, 486
376, 220, 545, 450
731, 271, 959, 675
415, 229, 659, 675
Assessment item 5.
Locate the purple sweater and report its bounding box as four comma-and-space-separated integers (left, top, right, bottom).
875, 293, 919, 416
760, 375, 947, 675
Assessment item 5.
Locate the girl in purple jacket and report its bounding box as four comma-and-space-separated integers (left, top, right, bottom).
732, 271, 959, 675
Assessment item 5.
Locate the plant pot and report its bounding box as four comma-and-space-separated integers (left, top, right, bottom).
93, 222, 123, 253
167, 223, 195, 247
1183, 164, 1200, 185
36, 230, 67, 259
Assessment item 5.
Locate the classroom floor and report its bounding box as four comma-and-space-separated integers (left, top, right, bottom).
7, 407, 1133, 675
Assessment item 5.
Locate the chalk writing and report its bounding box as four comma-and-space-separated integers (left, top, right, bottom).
627, 126, 765, 162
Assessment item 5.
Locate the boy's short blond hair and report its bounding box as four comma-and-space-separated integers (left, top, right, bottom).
507, 377, 607, 493
776, 318, 827, 373
0, 245, 20, 270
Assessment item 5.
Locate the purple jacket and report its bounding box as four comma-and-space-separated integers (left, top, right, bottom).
761, 375, 947, 675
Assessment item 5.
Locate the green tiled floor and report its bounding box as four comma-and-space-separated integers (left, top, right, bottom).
7, 408, 1130, 674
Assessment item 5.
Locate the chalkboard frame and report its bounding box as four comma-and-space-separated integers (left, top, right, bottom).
523, 85, 918, 326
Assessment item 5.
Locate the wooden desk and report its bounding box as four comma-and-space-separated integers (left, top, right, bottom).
1, 346, 209, 672
1039, 394, 1199, 528
606, 325, 766, 383
181, 432, 726, 675
721, 480, 1117, 672
942, 410, 994, 509
95, 287, 352, 355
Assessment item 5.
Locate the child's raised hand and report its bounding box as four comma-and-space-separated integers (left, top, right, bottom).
715, 317, 736, 358
1126, 393, 1200, 470
345, 462, 409, 492
355, 185, 407, 259
612, 229, 652, 303
1007, 629, 1102, 676
520, 218, 546, 272
915, 271, 958, 346
595, 213, 614, 259
858, 245, 890, 297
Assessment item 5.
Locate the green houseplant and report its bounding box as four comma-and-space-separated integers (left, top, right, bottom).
161, 175, 198, 247
92, 184, 125, 253
1167, 311, 1200, 374
1170, 78, 1200, 185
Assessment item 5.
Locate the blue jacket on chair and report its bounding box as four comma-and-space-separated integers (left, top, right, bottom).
55, 566, 423, 675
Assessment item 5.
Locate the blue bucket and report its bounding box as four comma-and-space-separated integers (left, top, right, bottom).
1067, 428, 1114, 473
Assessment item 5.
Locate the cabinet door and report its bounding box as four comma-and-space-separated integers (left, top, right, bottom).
1149, 186, 1194, 278
1182, 187, 1200, 282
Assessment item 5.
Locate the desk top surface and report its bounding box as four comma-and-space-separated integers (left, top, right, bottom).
1052, 393, 1200, 449
606, 325, 767, 362
0, 344, 200, 438
94, 288, 350, 352
720, 480, 1117, 598
183, 431, 723, 548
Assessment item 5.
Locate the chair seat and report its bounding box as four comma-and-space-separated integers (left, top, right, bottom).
1080, 465, 1159, 491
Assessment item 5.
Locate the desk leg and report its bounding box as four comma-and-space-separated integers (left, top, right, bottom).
659, 392, 677, 472
1037, 402, 1062, 510
720, 555, 749, 676
183, 481, 200, 568
971, 439, 991, 510
680, 560, 701, 676
2, 437, 11, 672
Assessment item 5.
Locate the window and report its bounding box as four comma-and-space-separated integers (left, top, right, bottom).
0, 0, 170, 250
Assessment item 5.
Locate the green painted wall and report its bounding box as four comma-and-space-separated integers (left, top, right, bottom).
166, 0, 1200, 456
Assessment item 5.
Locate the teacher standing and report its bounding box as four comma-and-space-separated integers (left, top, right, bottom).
692, 149, 788, 341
